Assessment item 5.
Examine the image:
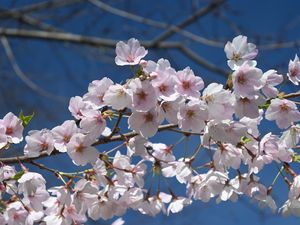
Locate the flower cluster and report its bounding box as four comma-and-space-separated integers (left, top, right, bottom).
0, 36, 300, 224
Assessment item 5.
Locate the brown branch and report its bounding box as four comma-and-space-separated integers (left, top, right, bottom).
0, 123, 177, 164
0, 28, 227, 76
149, 0, 226, 47
1, 9, 60, 32
0, 28, 118, 48
0, 0, 83, 18
88, 0, 224, 48
0, 27, 84, 130
282, 91, 300, 99
179, 45, 228, 76
0, 36, 67, 103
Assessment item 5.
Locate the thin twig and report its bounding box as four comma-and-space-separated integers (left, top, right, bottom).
149, 0, 225, 47
0, 28, 227, 76
0, 36, 66, 103
88, 0, 224, 48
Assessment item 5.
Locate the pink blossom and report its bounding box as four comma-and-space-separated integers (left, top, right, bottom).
128, 107, 163, 137
115, 38, 148, 66
178, 99, 208, 133
24, 129, 54, 157
232, 63, 264, 98
66, 133, 99, 166
80, 109, 106, 138
145, 58, 178, 100
213, 143, 243, 170
174, 67, 204, 98
235, 96, 264, 119
18, 172, 46, 196
0, 125, 8, 149
202, 83, 235, 120
52, 120, 80, 152
68, 96, 92, 120
224, 35, 258, 70
129, 79, 157, 112
103, 84, 132, 110
288, 54, 300, 85
261, 69, 283, 98
167, 197, 192, 215
265, 98, 300, 129
161, 100, 181, 124
83, 77, 113, 108
0, 112, 23, 144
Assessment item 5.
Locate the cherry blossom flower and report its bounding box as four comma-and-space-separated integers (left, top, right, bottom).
80, 108, 106, 138
0, 125, 8, 149
232, 63, 264, 98
145, 58, 178, 100
52, 120, 80, 152
68, 96, 92, 120
288, 54, 300, 85
160, 99, 181, 124
167, 197, 192, 215
234, 96, 264, 119
261, 69, 283, 98
259, 132, 293, 163
4, 202, 28, 225
213, 143, 243, 170
66, 133, 99, 166
280, 124, 300, 148
103, 84, 132, 110
224, 35, 258, 70
83, 77, 113, 108
24, 129, 54, 157
115, 38, 148, 66
207, 121, 247, 145
0, 112, 23, 144
18, 172, 46, 196
202, 83, 235, 120
129, 79, 157, 112
178, 99, 208, 133
265, 98, 300, 129
174, 67, 204, 98
128, 107, 163, 137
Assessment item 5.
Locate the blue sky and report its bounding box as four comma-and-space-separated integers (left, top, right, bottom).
0, 0, 300, 224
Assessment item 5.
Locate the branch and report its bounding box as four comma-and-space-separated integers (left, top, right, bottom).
179, 45, 228, 76
0, 28, 118, 48
0, 0, 83, 18
88, 0, 224, 48
149, 0, 226, 47
0, 28, 227, 76
282, 91, 300, 99
0, 36, 66, 103
0, 9, 60, 32
0, 123, 178, 164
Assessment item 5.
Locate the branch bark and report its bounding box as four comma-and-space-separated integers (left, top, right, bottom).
0, 123, 177, 164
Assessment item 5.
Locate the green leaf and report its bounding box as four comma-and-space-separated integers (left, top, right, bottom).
12, 171, 24, 181
241, 136, 252, 144
19, 111, 34, 127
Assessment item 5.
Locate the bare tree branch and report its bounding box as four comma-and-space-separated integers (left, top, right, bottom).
0, 28, 227, 76
149, 0, 226, 47
179, 45, 228, 76
0, 123, 177, 164
0, 9, 60, 32
0, 0, 83, 18
0, 36, 66, 102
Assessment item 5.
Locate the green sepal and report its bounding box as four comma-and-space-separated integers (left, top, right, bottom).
12, 171, 25, 181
